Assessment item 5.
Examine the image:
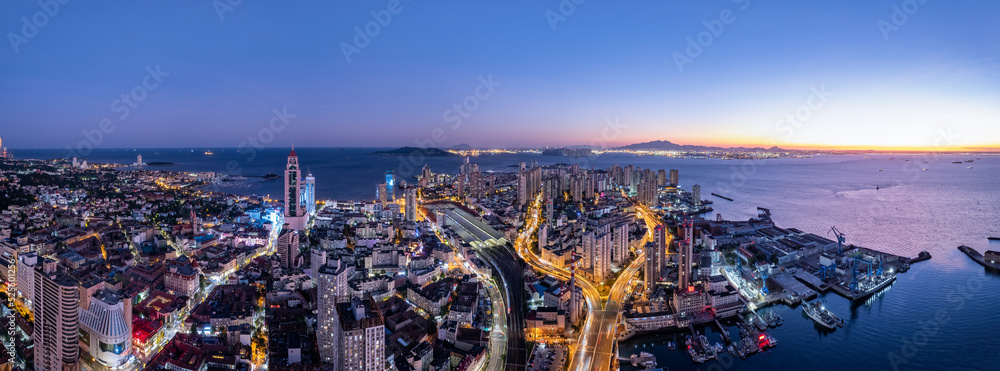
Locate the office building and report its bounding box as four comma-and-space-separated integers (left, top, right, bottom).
385, 170, 395, 201
303, 170, 316, 215
79, 290, 133, 368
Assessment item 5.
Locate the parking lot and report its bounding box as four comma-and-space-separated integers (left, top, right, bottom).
527, 343, 566, 371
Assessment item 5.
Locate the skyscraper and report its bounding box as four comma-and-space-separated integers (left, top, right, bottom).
285, 148, 306, 230
33, 260, 80, 371
303, 170, 316, 215
669, 169, 679, 187
646, 225, 666, 295
680, 220, 694, 291
378, 183, 387, 205
317, 260, 356, 365
593, 233, 612, 282
404, 187, 417, 222
385, 170, 395, 201
420, 164, 432, 187
569, 248, 583, 325
692, 184, 702, 207
613, 222, 629, 264
277, 229, 300, 269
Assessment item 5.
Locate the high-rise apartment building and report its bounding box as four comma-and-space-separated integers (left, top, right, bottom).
613, 222, 629, 264
317, 260, 357, 365
680, 221, 694, 291
404, 187, 417, 222
593, 233, 612, 282
277, 229, 300, 269
33, 260, 80, 371
323, 297, 385, 371
692, 184, 702, 206
646, 224, 667, 294
377, 183, 387, 205
669, 169, 679, 187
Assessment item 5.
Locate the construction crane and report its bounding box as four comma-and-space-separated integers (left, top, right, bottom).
829, 227, 846, 256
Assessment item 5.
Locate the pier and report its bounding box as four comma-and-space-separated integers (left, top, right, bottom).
958, 245, 1000, 273
712, 193, 734, 201
793, 271, 831, 293
715, 319, 732, 344
770, 272, 818, 300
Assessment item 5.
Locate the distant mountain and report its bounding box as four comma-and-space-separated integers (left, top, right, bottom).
371, 147, 457, 157
449, 143, 473, 150
616, 140, 787, 152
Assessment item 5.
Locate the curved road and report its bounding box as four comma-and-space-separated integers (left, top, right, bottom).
515, 196, 664, 370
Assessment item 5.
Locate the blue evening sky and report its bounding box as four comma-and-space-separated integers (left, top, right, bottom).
1, 0, 998, 150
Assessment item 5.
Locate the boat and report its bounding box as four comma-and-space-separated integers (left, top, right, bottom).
968, 166, 974, 169
952, 161, 963, 164
630, 352, 657, 369
966, 159, 974, 163
753, 315, 768, 332
989, 237, 1000, 241
802, 301, 841, 330
667, 341, 676, 351
762, 335, 778, 348
204, 150, 214, 155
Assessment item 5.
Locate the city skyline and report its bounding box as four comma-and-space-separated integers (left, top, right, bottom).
2, 1, 999, 151
3, 2, 1000, 371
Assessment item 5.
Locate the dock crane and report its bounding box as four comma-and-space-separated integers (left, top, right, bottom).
818, 263, 836, 279
829, 227, 846, 256
758, 264, 770, 295
848, 256, 875, 291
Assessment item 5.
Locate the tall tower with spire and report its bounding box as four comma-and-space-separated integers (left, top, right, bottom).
285, 147, 306, 230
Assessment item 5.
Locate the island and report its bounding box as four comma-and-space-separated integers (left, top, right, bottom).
145, 161, 175, 166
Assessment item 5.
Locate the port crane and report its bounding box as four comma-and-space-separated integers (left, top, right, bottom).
758, 264, 770, 294
818, 263, 836, 279
829, 227, 846, 255
848, 256, 875, 291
